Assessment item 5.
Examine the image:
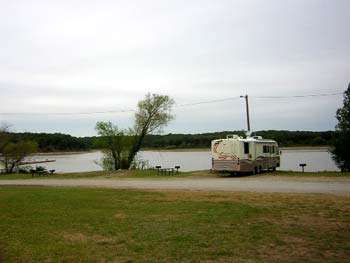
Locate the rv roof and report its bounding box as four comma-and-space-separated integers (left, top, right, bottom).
212, 137, 277, 144
243, 137, 276, 143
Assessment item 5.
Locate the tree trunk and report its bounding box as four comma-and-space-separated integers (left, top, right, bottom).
7, 162, 15, 174
127, 132, 146, 168
111, 150, 119, 170
4, 159, 10, 173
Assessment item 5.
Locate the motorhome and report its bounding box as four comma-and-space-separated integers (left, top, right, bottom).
211, 135, 280, 174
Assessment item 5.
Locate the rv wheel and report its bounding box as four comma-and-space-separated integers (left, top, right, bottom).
258, 166, 262, 174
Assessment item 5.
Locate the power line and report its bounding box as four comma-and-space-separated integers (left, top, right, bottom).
0, 109, 135, 116
254, 92, 343, 99
0, 91, 343, 116
174, 91, 343, 108
175, 96, 241, 108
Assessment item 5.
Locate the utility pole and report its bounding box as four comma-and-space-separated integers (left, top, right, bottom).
240, 94, 250, 135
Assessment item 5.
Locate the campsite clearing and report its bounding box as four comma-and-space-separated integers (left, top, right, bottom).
0, 187, 349, 262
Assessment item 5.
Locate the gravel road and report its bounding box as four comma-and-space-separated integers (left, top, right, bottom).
1, 176, 349, 195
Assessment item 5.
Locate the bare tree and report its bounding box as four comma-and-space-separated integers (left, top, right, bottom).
127, 93, 174, 167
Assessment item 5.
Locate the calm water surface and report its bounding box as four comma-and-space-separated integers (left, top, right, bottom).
28, 148, 339, 173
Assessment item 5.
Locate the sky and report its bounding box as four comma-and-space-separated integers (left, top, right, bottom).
0, 0, 349, 136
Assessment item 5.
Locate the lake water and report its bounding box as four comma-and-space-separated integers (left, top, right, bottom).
27, 148, 339, 173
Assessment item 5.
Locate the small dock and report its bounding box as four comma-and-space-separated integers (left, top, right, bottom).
19, 159, 56, 165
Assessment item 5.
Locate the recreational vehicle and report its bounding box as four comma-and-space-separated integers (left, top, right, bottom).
211, 135, 280, 174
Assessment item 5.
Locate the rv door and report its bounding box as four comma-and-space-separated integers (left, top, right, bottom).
243, 142, 250, 159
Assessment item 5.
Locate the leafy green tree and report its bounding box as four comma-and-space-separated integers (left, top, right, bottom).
1, 140, 38, 173
127, 93, 175, 167
0, 123, 11, 153
0, 123, 12, 172
332, 83, 350, 171
335, 84, 350, 131
95, 121, 131, 170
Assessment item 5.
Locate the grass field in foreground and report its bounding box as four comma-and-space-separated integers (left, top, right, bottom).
0, 169, 349, 180
0, 187, 349, 262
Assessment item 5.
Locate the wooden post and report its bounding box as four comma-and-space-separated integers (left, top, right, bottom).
240, 94, 251, 134
245, 95, 250, 133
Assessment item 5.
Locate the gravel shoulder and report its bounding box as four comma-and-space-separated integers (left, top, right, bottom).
1, 176, 349, 195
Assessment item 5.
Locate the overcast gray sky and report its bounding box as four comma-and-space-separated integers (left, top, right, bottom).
0, 0, 349, 136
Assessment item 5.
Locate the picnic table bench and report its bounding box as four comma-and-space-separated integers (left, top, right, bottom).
155, 166, 180, 175
30, 169, 55, 177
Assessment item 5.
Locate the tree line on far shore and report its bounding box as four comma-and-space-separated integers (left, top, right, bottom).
2, 129, 336, 153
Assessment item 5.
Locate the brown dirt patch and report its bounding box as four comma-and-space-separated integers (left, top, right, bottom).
91, 235, 115, 245
257, 233, 349, 263
0, 244, 4, 263
62, 232, 117, 246
62, 232, 88, 243
114, 213, 127, 219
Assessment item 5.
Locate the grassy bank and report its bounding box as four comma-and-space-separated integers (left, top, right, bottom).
0, 187, 348, 262
0, 169, 194, 180
270, 171, 349, 177
0, 170, 349, 180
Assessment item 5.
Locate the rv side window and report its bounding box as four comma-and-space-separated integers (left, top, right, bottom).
244, 142, 249, 154
263, 145, 267, 153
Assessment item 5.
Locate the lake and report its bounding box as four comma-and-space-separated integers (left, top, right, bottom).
27, 148, 339, 173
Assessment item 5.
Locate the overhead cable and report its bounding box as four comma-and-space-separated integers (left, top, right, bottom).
0, 91, 343, 116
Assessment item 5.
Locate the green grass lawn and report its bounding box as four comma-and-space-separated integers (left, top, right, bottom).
270, 171, 350, 177
0, 187, 349, 262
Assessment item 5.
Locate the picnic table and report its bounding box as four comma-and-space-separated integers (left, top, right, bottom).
155, 166, 180, 175
30, 169, 55, 177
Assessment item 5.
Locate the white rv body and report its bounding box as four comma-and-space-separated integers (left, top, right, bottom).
211, 135, 280, 173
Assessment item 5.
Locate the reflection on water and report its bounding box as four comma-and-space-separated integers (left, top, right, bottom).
27, 148, 339, 173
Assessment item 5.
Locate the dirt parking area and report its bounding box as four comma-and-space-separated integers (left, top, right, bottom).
1, 175, 349, 195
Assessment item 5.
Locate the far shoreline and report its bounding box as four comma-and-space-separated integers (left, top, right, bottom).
31, 146, 331, 155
